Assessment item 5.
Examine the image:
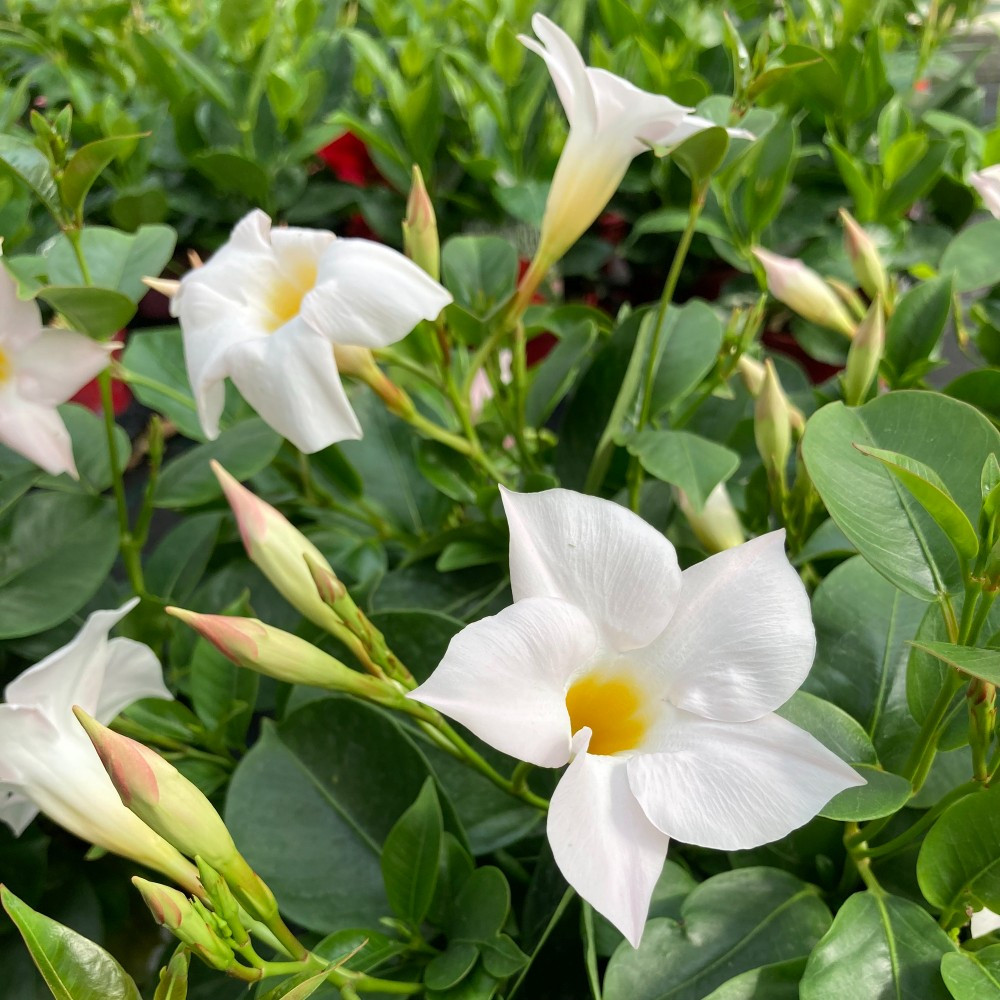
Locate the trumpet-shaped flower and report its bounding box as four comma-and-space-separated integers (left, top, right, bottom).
172, 210, 452, 453
0, 263, 115, 477
410, 489, 861, 946
520, 15, 752, 268
970, 164, 1000, 219
0, 601, 201, 894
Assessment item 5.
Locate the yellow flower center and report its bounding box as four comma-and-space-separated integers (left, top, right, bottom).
0, 348, 10, 384
264, 259, 318, 332
565, 670, 650, 756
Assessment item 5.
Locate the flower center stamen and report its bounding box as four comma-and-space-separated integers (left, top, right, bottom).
0, 348, 10, 384
264, 260, 319, 332
565, 670, 649, 756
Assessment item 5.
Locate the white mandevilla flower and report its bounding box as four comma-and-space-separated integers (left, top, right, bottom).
970, 164, 1000, 219
410, 488, 862, 947
0, 600, 201, 895
972, 908, 1000, 937
520, 14, 752, 269
172, 209, 452, 453
0, 262, 115, 477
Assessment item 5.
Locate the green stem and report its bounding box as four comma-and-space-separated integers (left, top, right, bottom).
582, 903, 603, 1000
115, 365, 197, 411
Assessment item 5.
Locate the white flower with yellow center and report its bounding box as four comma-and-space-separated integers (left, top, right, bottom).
410, 488, 862, 946
970, 164, 1000, 219
0, 264, 115, 477
0, 600, 201, 895
172, 210, 452, 453
520, 14, 752, 271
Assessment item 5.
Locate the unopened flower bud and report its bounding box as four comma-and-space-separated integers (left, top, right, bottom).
753, 247, 856, 338
402, 165, 440, 280
155, 948, 190, 997
839, 209, 889, 303
74, 708, 280, 925
196, 857, 248, 948
843, 299, 884, 406
675, 483, 745, 553
133, 878, 235, 971
754, 360, 793, 486
333, 346, 414, 417
736, 355, 805, 434
211, 462, 341, 635
826, 278, 868, 321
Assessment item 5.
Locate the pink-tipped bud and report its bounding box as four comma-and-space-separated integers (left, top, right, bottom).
753, 247, 856, 338
210, 462, 342, 635
839, 209, 889, 303
843, 298, 885, 406
676, 483, 745, 553
754, 360, 793, 486
133, 878, 235, 971
403, 164, 440, 280
166, 608, 358, 690
736, 355, 805, 434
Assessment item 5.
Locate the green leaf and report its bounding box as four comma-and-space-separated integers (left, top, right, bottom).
258, 966, 335, 1000
939, 221, 1000, 292
883, 276, 953, 386
626, 429, 738, 510
941, 945, 1000, 998
425, 943, 480, 992
702, 958, 807, 999
854, 445, 979, 562
478, 934, 527, 977
802, 393, 1000, 600
603, 868, 831, 1000
819, 765, 911, 821
945, 370, 1000, 426
0, 134, 57, 211
800, 891, 956, 999
448, 867, 510, 943
1, 886, 142, 1000
908, 640, 1000, 685
0, 493, 118, 639
224, 696, 452, 932
145, 513, 222, 603
190, 150, 270, 204
441, 236, 519, 319
153, 949, 189, 1000
154, 419, 282, 507
36, 286, 135, 339
649, 300, 725, 417
666, 126, 730, 183
918, 784, 1000, 917
60, 135, 143, 221
381, 778, 443, 925
416, 441, 478, 504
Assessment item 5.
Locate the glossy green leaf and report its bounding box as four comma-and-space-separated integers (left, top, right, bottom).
381, 778, 443, 925
441, 236, 518, 320
478, 934, 527, 977
155, 418, 281, 507
259, 966, 334, 1000
802, 393, 1000, 600
918, 784, 1000, 916
36, 285, 135, 339
939, 221, 1000, 292
145, 513, 222, 603
448, 867, 510, 943
667, 126, 730, 183
649, 300, 725, 417
425, 943, 479, 991
60, 135, 142, 221
153, 949, 189, 1000
941, 945, 1000, 998
1, 886, 142, 1000
945, 370, 1000, 425
191, 150, 270, 203
776, 690, 878, 765
626, 429, 738, 510
883, 276, 953, 387
908, 640, 1000, 685
801, 891, 955, 999
702, 958, 807, 999
416, 441, 478, 504
855, 445, 979, 562
0, 493, 118, 639
819, 765, 911, 821
603, 868, 831, 1000
0, 134, 57, 211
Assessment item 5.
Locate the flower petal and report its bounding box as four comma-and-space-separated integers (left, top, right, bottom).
548, 729, 669, 947
224, 320, 362, 453
636, 530, 815, 721
408, 597, 596, 767
0, 264, 42, 351
501, 487, 681, 651
15, 330, 114, 405
0, 783, 38, 835
585, 68, 690, 147
96, 638, 171, 724
520, 15, 597, 133
627, 708, 863, 851
970, 165, 1000, 220
303, 239, 451, 349
4, 601, 143, 718
0, 393, 77, 477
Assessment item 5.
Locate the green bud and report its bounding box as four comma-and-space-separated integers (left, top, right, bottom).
402, 164, 440, 280
754, 360, 793, 487
153, 947, 190, 1000
840, 208, 890, 303
843, 299, 885, 406
196, 858, 248, 948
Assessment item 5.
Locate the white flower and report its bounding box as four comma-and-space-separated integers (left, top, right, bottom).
519, 15, 752, 267
0, 600, 201, 894
410, 488, 861, 947
0, 263, 115, 477
172, 210, 452, 453
970, 164, 1000, 219
972, 908, 1000, 938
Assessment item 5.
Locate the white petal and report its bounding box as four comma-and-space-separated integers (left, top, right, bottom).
501, 487, 681, 651
0, 264, 42, 351
408, 597, 597, 767
972, 908, 1000, 937
585, 68, 691, 146
627, 709, 863, 851
5, 601, 141, 719
0, 783, 38, 835
635, 530, 815, 722
15, 330, 114, 405
521, 15, 597, 133
95, 637, 171, 724
224, 321, 362, 453
548, 729, 669, 947
0, 393, 77, 477
303, 239, 451, 349
971, 165, 1000, 220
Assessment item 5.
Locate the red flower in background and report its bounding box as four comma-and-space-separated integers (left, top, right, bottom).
72, 335, 131, 415
317, 132, 384, 188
